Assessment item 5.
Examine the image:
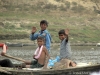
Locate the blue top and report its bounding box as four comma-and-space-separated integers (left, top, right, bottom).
30, 30, 51, 51
60, 38, 72, 59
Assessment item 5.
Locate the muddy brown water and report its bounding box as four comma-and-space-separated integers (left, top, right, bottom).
0, 45, 100, 64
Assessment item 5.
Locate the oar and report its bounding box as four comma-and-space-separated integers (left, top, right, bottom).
3, 54, 26, 62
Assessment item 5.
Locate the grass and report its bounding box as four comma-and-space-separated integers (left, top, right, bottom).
0, 10, 100, 43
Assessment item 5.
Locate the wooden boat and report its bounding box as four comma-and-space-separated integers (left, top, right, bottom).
5, 42, 23, 47
5, 42, 36, 47
96, 43, 100, 47
0, 63, 100, 75
1, 54, 100, 75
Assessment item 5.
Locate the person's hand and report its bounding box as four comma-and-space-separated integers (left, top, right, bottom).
33, 55, 35, 59
1, 51, 6, 56
65, 28, 69, 35
31, 27, 37, 34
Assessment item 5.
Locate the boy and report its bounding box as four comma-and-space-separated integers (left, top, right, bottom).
30, 20, 51, 52
23, 37, 50, 69
53, 29, 76, 69
0, 43, 13, 67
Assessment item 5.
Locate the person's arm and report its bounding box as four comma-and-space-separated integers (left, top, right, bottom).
65, 29, 69, 42
65, 42, 72, 58
30, 27, 38, 40
33, 55, 35, 59
0, 44, 7, 56
45, 33, 51, 51
30, 33, 38, 40
43, 47, 50, 69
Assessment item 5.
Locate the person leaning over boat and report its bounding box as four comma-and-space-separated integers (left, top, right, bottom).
53, 29, 76, 69
0, 43, 13, 67
23, 37, 50, 69
30, 20, 51, 52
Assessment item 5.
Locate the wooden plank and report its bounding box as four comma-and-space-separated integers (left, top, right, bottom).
0, 67, 11, 74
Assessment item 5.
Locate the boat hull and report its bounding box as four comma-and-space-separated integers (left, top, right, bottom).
0, 64, 100, 75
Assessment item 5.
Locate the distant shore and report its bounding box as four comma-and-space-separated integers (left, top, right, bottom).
0, 39, 100, 47
5, 42, 99, 47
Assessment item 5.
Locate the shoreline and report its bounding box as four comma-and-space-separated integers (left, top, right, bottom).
5, 42, 99, 47
0, 39, 100, 47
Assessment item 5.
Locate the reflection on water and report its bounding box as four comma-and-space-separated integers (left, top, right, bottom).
0, 45, 100, 64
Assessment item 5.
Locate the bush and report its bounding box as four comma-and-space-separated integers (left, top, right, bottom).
71, 4, 85, 13
72, 2, 77, 6
65, 1, 70, 9
55, 0, 60, 2
59, 5, 67, 11
43, 4, 57, 10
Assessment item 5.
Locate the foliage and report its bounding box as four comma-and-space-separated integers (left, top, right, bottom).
0, 0, 100, 42
65, 1, 70, 9
91, 0, 100, 3
71, 4, 85, 13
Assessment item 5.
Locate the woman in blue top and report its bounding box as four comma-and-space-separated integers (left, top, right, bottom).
30, 20, 51, 52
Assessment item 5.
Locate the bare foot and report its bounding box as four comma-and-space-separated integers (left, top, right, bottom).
72, 62, 77, 67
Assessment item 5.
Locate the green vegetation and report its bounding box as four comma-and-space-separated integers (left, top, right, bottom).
0, 0, 100, 43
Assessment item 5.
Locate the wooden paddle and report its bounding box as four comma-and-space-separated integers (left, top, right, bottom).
3, 54, 26, 62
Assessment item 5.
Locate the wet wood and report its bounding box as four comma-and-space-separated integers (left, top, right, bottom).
0, 64, 100, 75
0, 67, 11, 74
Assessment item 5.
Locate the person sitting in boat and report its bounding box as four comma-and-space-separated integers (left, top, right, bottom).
0, 43, 13, 67
53, 29, 76, 69
23, 37, 50, 69
30, 20, 51, 52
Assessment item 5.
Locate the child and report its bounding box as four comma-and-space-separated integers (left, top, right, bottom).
30, 20, 51, 52
0, 43, 13, 67
53, 29, 76, 69
23, 37, 50, 69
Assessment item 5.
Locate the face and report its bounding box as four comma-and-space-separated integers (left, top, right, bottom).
37, 39, 44, 47
59, 34, 66, 40
40, 24, 47, 30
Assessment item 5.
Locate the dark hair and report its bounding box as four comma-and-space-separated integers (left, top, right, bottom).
58, 29, 68, 42
37, 37, 45, 41
58, 29, 66, 35
40, 20, 48, 26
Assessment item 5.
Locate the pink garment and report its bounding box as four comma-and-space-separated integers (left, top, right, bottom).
34, 45, 43, 59
0, 43, 8, 49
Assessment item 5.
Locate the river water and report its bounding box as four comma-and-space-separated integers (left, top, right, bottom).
0, 45, 100, 64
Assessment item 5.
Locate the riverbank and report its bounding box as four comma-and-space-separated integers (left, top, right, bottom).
0, 0, 100, 45
4, 41, 99, 47
1, 39, 100, 47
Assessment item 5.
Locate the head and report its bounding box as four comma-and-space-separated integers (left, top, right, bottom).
37, 37, 45, 47
40, 20, 48, 30
58, 29, 68, 41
